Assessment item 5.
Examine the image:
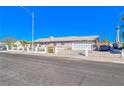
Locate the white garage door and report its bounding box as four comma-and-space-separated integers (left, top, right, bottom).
72, 43, 92, 50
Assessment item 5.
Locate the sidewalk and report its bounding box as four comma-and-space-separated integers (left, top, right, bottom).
0, 50, 124, 64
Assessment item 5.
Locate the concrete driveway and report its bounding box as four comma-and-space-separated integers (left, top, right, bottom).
0, 53, 124, 86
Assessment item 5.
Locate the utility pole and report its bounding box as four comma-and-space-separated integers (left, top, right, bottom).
32, 12, 34, 51
20, 6, 35, 52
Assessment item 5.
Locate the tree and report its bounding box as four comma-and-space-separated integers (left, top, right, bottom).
102, 32, 108, 43
2, 37, 17, 46
19, 40, 29, 44
122, 32, 124, 39
120, 12, 124, 41
102, 39, 108, 43
19, 40, 29, 47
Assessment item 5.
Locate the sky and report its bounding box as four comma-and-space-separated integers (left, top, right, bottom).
0, 6, 124, 42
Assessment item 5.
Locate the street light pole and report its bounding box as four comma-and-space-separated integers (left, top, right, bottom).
116, 26, 120, 42
32, 12, 34, 52
20, 6, 34, 52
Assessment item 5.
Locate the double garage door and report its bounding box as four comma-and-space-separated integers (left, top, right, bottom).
72, 43, 92, 50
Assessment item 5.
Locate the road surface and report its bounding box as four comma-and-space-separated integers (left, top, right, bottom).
0, 53, 124, 86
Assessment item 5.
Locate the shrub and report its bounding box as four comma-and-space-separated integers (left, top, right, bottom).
47, 47, 54, 53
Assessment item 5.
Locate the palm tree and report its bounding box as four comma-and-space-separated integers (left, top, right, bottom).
121, 32, 124, 39
120, 12, 124, 21
120, 12, 124, 41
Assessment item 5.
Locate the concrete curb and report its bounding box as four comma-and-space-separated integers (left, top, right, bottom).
0, 51, 124, 64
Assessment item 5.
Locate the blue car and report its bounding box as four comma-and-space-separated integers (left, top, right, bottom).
113, 43, 119, 49
99, 45, 110, 51
110, 48, 121, 54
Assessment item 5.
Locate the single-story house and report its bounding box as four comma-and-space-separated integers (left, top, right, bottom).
0, 42, 5, 46
35, 35, 99, 50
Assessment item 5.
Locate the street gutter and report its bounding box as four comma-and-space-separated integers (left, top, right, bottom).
0, 51, 124, 64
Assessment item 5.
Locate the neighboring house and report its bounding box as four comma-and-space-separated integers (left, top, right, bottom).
35, 35, 99, 50
0, 42, 5, 46
14, 41, 25, 50
14, 41, 22, 47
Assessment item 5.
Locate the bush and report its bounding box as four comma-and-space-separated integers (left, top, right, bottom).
64, 48, 72, 50
47, 47, 54, 53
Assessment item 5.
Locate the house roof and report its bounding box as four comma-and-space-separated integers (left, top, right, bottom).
35, 35, 99, 43
0, 42, 5, 45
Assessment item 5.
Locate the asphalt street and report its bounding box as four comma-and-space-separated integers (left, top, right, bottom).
0, 53, 124, 86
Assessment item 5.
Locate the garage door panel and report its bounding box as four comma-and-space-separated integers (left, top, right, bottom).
72, 43, 92, 50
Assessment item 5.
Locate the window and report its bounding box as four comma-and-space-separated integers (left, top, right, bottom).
61, 42, 64, 45
54, 43, 56, 46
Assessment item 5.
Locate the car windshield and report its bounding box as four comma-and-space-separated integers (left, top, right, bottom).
101, 45, 107, 47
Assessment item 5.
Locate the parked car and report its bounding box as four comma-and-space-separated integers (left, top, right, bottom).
113, 43, 124, 50
99, 45, 110, 51
110, 48, 121, 54
113, 43, 119, 49
0, 46, 7, 50
118, 47, 124, 50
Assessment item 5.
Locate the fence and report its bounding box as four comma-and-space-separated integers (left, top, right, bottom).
5, 45, 47, 53
121, 49, 124, 59
4, 45, 60, 54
